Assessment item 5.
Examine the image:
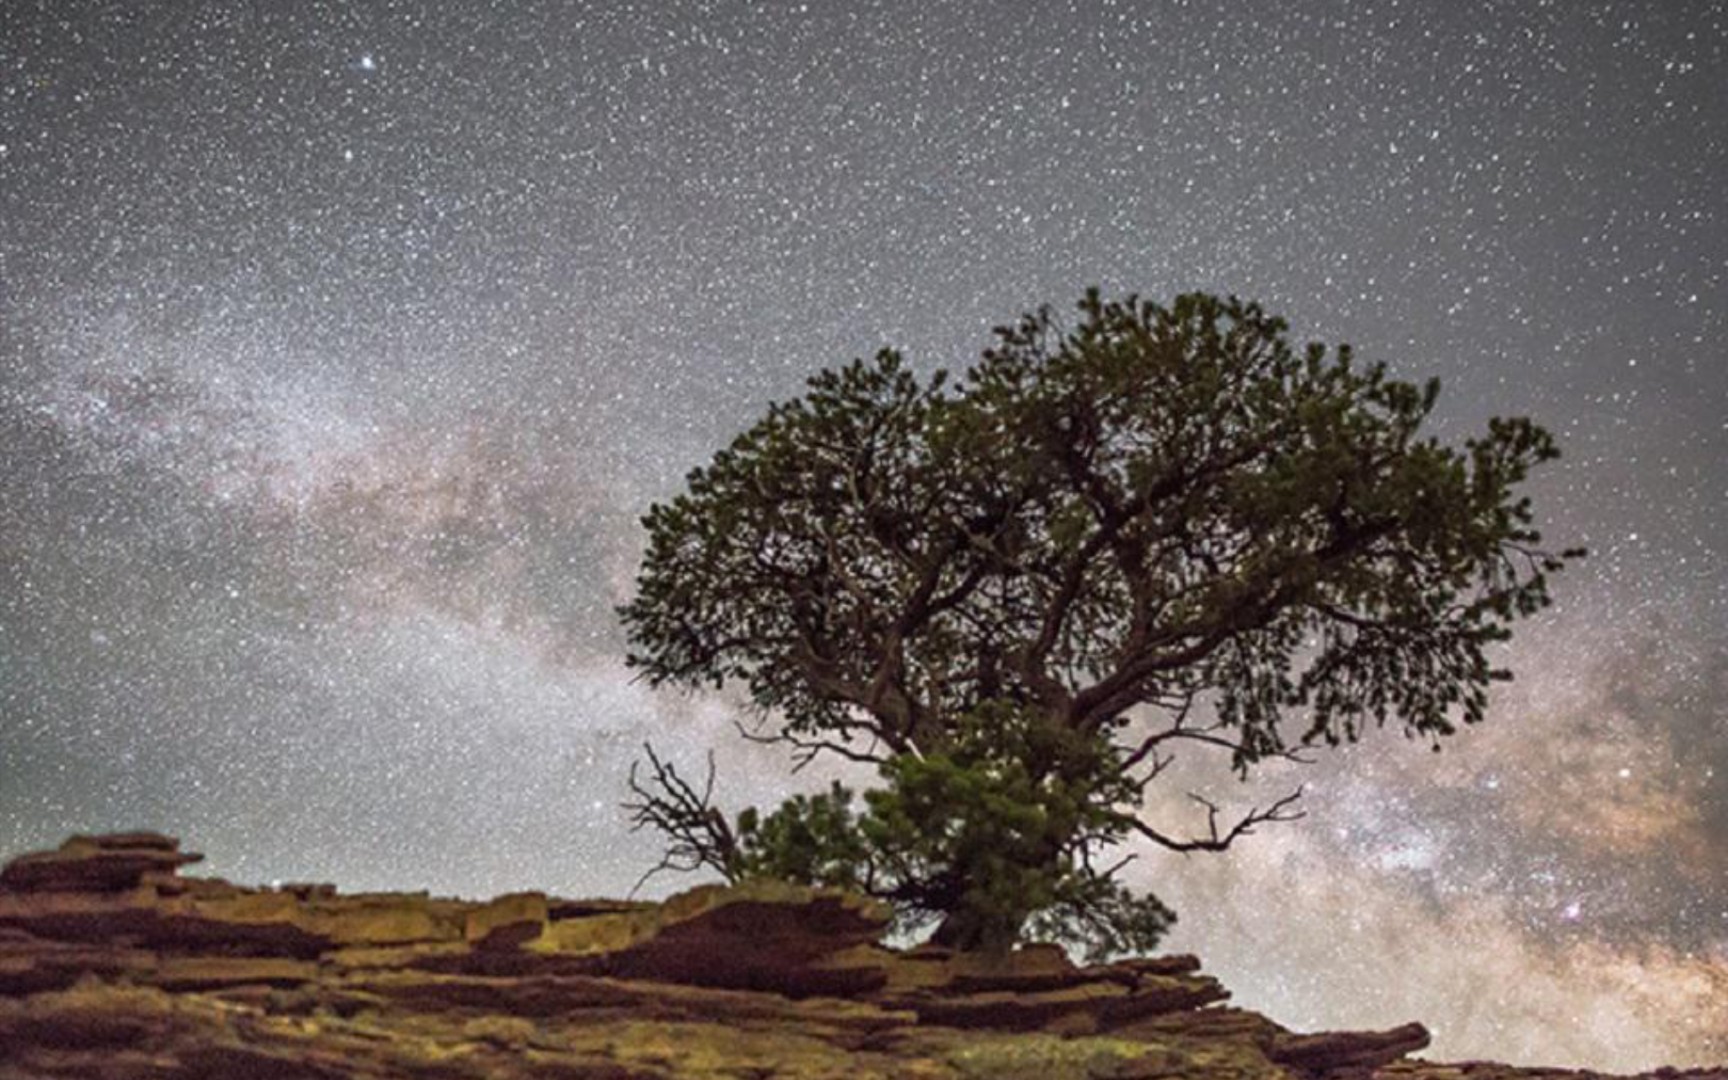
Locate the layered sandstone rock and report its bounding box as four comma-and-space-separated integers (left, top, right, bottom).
0, 833, 1719, 1080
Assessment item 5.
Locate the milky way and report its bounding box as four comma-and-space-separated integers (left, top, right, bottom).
2, 1, 1724, 1069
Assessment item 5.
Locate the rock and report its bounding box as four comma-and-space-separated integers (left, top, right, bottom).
0, 889, 334, 959
175, 1044, 356, 1080
466, 891, 549, 951
0, 928, 152, 995
1114, 1004, 1283, 1046
325, 941, 472, 971
0, 833, 1717, 1080
547, 897, 657, 920
895, 980, 1132, 1031
924, 1031, 1236, 1080
887, 969, 1228, 1034
1095, 973, 1232, 1028
813, 941, 1095, 999
298, 891, 465, 946
534, 908, 651, 957
1269, 1021, 1432, 1074
148, 956, 320, 991
351, 968, 910, 1034
151, 910, 336, 957
1102, 954, 1204, 979
279, 882, 340, 900
937, 944, 1088, 993
0, 833, 202, 893
577, 879, 894, 996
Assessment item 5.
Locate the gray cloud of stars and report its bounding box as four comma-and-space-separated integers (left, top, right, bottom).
2, 1, 1724, 1069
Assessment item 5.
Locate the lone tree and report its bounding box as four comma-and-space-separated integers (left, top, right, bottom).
620, 291, 1579, 957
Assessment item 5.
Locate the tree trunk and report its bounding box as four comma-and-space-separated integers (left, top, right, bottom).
930, 906, 1020, 953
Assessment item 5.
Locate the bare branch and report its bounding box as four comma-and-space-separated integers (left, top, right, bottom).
622, 743, 740, 895
1098, 852, 1136, 879
1123, 745, 1174, 789
1128, 786, 1306, 853
1122, 716, 1316, 773
732, 719, 889, 772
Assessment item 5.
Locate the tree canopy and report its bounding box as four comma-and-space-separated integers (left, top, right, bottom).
619, 290, 1580, 955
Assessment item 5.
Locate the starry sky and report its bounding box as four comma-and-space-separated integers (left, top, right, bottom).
2, 0, 1725, 1069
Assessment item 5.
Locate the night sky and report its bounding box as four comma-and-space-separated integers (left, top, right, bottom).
2, 1, 1725, 1069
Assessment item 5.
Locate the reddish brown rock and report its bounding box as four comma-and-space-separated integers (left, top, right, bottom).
0, 889, 336, 960
932, 943, 1091, 993
350, 968, 912, 1036
148, 956, 321, 991
895, 980, 1131, 1032
1116, 1003, 1284, 1046
295, 890, 465, 946
0, 833, 202, 893
0, 927, 153, 995
1096, 972, 1233, 1026
466, 891, 549, 951
1378, 1067, 1728, 1080
0, 833, 1717, 1080
578, 880, 894, 996
889, 968, 1229, 1034
1270, 1021, 1432, 1074
547, 897, 657, 920
1103, 953, 1205, 979
280, 882, 340, 899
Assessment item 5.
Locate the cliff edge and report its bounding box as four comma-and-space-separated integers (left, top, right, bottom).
0, 833, 1718, 1080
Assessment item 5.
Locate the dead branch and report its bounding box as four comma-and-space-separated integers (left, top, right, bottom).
1129, 786, 1306, 853
622, 743, 740, 895
1120, 702, 1316, 773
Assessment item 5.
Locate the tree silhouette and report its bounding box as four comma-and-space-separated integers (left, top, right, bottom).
620, 290, 1580, 956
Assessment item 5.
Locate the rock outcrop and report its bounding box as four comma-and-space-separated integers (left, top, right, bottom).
0, 833, 1719, 1080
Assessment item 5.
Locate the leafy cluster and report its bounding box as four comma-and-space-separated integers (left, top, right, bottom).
747, 705, 1173, 957
619, 290, 1579, 956
627, 704, 1175, 957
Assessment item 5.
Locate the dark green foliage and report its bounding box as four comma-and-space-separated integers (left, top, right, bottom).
619, 290, 1579, 957
719, 704, 1174, 957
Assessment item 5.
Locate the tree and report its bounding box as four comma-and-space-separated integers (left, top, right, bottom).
619, 290, 1580, 956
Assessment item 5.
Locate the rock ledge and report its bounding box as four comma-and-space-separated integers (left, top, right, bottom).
0, 833, 1718, 1080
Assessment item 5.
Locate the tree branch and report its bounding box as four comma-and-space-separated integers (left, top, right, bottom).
1072, 517, 1397, 729
733, 719, 889, 772
1128, 787, 1306, 853
1121, 709, 1316, 774
622, 743, 740, 894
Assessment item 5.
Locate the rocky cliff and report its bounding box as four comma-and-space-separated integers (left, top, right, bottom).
0, 833, 1718, 1080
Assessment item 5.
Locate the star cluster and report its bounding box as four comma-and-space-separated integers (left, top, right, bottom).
2, 1, 1724, 1069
